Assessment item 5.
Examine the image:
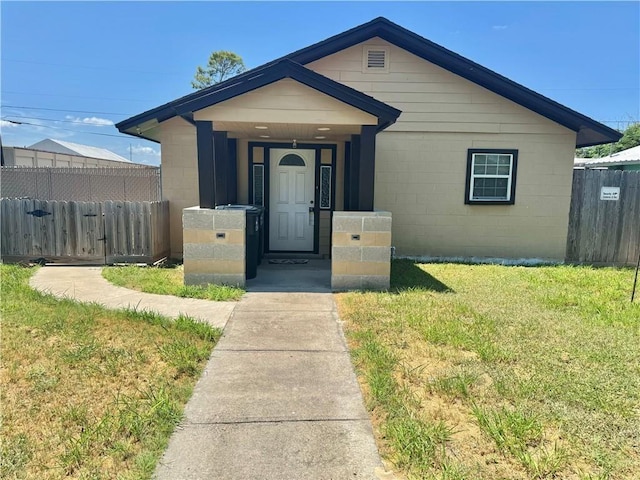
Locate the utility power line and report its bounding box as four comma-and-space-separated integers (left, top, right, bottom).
3, 115, 115, 126
3, 58, 184, 76
2, 90, 152, 103
1, 105, 134, 116
539, 87, 640, 91
1, 119, 131, 139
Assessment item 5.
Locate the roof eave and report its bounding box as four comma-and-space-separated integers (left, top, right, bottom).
122, 129, 161, 144
115, 61, 289, 133
576, 127, 623, 148
116, 17, 619, 147
151, 60, 401, 128
285, 18, 621, 147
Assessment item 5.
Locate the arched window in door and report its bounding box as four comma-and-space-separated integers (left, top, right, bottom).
279, 154, 306, 167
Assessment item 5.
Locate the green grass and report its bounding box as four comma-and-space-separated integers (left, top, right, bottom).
336, 260, 640, 480
1, 263, 222, 479
102, 264, 244, 301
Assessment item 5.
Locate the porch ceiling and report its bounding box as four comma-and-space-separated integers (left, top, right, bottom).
211, 121, 363, 141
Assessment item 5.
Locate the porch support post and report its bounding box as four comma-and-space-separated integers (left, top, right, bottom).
196, 120, 215, 209
348, 135, 361, 210
213, 130, 229, 206
357, 125, 377, 211
343, 141, 351, 210
227, 138, 238, 204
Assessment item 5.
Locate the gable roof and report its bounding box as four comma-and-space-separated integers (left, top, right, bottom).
117, 17, 621, 148
178, 59, 400, 126
117, 59, 401, 139
28, 138, 130, 163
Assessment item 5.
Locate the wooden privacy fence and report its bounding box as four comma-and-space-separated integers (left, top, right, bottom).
567, 169, 640, 266
1, 199, 170, 264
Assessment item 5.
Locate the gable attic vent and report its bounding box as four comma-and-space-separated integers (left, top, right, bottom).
363, 46, 389, 73
368, 50, 386, 68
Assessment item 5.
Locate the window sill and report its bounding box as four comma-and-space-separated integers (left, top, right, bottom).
465, 199, 515, 205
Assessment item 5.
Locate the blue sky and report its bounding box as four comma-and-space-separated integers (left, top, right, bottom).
1, 1, 638, 165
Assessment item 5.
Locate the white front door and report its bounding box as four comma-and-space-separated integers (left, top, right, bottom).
269, 148, 315, 251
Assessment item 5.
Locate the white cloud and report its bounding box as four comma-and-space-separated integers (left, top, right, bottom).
0, 120, 20, 128
49, 130, 75, 140
492, 25, 508, 30
128, 145, 160, 156
65, 115, 114, 126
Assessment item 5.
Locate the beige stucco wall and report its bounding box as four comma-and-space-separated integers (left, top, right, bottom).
307, 38, 577, 260
306, 38, 575, 135
158, 116, 199, 258
375, 131, 576, 259
158, 37, 578, 261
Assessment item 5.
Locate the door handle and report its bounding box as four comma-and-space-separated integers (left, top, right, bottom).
309, 206, 314, 213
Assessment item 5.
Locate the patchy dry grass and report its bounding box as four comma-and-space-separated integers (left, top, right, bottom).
1, 264, 221, 479
102, 264, 244, 301
336, 260, 640, 480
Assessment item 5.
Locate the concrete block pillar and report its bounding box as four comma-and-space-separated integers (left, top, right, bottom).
183, 207, 246, 287
331, 211, 392, 291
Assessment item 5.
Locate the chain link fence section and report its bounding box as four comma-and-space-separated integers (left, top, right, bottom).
1, 166, 161, 201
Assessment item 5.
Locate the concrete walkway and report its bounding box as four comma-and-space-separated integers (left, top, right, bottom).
30, 266, 235, 329
155, 292, 384, 479
29, 266, 386, 479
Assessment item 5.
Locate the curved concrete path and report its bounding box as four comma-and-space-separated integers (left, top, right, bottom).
29, 265, 389, 479
30, 266, 235, 329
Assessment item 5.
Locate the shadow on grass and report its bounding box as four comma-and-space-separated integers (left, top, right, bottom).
390, 259, 454, 293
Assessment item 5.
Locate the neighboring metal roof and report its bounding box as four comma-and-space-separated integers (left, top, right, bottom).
576, 145, 640, 168
27, 138, 131, 163
117, 17, 621, 148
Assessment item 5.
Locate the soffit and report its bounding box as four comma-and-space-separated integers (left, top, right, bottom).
210, 121, 360, 141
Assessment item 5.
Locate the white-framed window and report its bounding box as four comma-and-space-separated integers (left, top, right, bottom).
362, 46, 389, 73
465, 149, 518, 204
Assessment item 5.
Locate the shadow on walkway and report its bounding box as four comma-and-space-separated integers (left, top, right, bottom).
246, 259, 331, 293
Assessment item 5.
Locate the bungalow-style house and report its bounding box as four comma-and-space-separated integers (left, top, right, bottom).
116, 17, 620, 289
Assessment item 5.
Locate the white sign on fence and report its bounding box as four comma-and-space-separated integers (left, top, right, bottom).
600, 186, 620, 201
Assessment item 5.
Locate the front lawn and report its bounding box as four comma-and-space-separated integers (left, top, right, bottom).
1, 264, 221, 479
102, 264, 244, 301
336, 260, 640, 480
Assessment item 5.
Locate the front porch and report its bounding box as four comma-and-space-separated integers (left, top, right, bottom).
247, 258, 331, 293
178, 59, 400, 290
183, 206, 393, 291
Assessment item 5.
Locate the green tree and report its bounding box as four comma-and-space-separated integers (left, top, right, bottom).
576, 122, 640, 158
191, 51, 246, 89
617, 122, 640, 150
